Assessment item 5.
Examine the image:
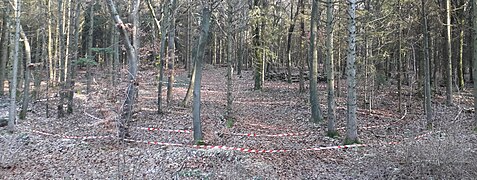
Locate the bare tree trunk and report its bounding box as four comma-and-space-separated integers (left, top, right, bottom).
422, 0, 433, 128
253, 0, 263, 90
326, 0, 337, 136
157, 0, 169, 113
286, 0, 299, 83
182, 43, 197, 106
105, 0, 139, 138
309, 0, 323, 123
472, 0, 477, 128
225, 0, 235, 123
0, 8, 9, 96
67, 0, 80, 114
167, 0, 177, 105
345, 0, 358, 144
192, 6, 212, 144
9, 0, 21, 132
86, 1, 94, 94
57, 0, 66, 118
446, 0, 453, 106
19, 27, 32, 120
47, 0, 54, 85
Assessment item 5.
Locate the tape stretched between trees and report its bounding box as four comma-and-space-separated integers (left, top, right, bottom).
26, 128, 433, 154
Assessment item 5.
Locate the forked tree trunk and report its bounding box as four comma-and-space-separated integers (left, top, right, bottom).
182, 42, 197, 106
19, 27, 32, 120
192, 6, 212, 144
105, 0, 139, 138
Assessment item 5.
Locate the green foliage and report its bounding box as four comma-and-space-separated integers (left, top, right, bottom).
343, 138, 361, 145
326, 131, 339, 138
75, 58, 98, 67
195, 140, 205, 145
178, 169, 210, 179
226, 117, 235, 128
426, 122, 433, 130
90, 47, 114, 54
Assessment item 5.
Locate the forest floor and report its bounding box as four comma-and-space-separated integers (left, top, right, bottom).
1, 65, 477, 179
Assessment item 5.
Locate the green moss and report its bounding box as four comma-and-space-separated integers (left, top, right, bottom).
326, 131, 339, 138
195, 140, 205, 145
343, 138, 361, 145
226, 118, 235, 128
426, 122, 433, 130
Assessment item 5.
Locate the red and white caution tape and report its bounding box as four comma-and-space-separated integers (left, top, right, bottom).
228, 132, 311, 137
136, 127, 193, 133
192, 145, 289, 153
29, 129, 114, 140
414, 131, 433, 140
304, 143, 369, 151
123, 138, 185, 147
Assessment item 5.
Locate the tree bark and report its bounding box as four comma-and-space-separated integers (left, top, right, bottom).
166, 0, 177, 105
86, 1, 94, 94
192, 6, 212, 144
446, 0, 453, 105
158, 0, 169, 113
19, 26, 32, 120
226, 0, 235, 121
0, 7, 9, 96
57, 0, 66, 118
422, 0, 433, 127
67, 0, 80, 114
326, 0, 337, 136
9, 0, 21, 132
309, 0, 323, 123
253, 0, 263, 90
472, 0, 477, 128
105, 0, 139, 138
345, 0, 358, 144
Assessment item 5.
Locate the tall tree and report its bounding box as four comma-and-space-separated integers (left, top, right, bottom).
225, 0, 234, 121
253, 0, 263, 90
285, 0, 299, 83
326, 0, 337, 136
308, 0, 323, 123
19, 27, 32, 120
167, 0, 177, 105
85, 1, 94, 94
9, 0, 21, 132
0, 5, 9, 96
472, 0, 477, 128
422, 0, 433, 127
57, 0, 66, 118
192, 4, 212, 144
105, 0, 139, 138
446, 0, 453, 105
345, 0, 358, 144
67, 0, 80, 114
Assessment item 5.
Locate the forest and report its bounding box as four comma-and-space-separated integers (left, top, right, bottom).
0, 0, 476, 178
